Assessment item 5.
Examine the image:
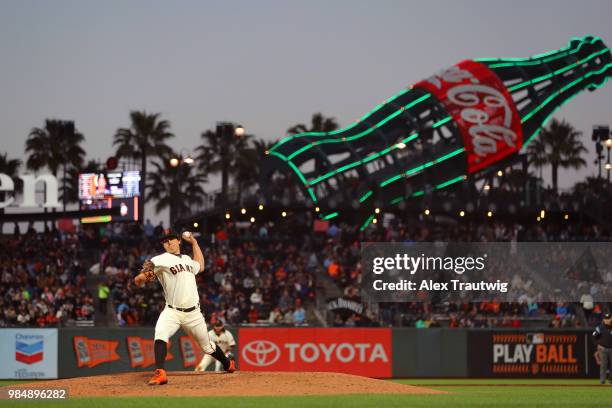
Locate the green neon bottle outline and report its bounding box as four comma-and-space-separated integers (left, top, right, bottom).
507, 47, 609, 92
322, 212, 339, 220
269, 40, 610, 207
379, 147, 465, 188
359, 190, 373, 203
482, 36, 600, 68
389, 174, 465, 207
269, 88, 411, 152
359, 214, 376, 231
520, 62, 612, 150
278, 47, 608, 188
285, 93, 432, 160
306, 46, 610, 188
475, 35, 600, 63
308, 115, 451, 187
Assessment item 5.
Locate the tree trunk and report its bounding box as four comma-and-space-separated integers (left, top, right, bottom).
551, 162, 559, 193
221, 158, 228, 206
62, 162, 67, 212
140, 153, 147, 223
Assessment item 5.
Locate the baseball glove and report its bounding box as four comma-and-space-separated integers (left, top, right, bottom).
140, 260, 156, 282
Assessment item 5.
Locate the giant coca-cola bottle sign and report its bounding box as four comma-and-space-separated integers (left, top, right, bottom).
416, 60, 523, 173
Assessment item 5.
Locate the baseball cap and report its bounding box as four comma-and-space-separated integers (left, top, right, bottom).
214, 321, 224, 328
160, 229, 180, 243
604, 313, 611, 319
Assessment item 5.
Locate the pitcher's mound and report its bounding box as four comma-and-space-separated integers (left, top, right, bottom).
6, 371, 444, 397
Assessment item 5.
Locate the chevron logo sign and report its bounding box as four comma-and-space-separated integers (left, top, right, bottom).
15, 334, 44, 365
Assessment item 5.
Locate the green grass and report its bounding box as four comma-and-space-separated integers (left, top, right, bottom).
1, 379, 611, 407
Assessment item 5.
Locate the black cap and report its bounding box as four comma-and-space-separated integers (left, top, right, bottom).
605, 313, 611, 319
213, 321, 224, 328
160, 229, 180, 243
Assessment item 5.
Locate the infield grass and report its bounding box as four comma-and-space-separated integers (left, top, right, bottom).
1, 379, 611, 407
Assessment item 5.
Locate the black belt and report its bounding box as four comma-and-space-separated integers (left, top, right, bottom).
167, 303, 199, 312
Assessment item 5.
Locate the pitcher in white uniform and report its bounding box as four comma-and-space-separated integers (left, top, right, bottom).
195, 321, 236, 372
134, 229, 235, 385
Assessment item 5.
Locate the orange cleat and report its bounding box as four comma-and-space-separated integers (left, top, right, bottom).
226, 358, 236, 373
148, 368, 168, 385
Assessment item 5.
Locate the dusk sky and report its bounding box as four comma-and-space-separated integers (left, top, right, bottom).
1, 1, 611, 224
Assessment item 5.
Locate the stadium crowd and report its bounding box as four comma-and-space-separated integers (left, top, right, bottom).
0, 228, 95, 328
1, 210, 610, 329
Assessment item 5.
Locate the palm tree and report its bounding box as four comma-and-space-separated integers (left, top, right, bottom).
195, 123, 251, 205
287, 113, 339, 173
25, 120, 85, 210
287, 112, 339, 135
113, 111, 174, 221
146, 153, 207, 226
234, 138, 279, 202
0, 153, 21, 231
527, 118, 587, 193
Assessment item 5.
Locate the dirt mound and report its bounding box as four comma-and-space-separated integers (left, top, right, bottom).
4, 371, 444, 397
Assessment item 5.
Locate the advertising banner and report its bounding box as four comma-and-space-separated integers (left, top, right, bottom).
0, 329, 58, 379
59, 327, 239, 378
238, 328, 392, 378
468, 330, 598, 378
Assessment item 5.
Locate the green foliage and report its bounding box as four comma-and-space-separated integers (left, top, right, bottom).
527, 118, 587, 192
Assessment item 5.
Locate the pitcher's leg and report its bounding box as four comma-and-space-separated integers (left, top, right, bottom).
149, 307, 180, 385
154, 308, 181, 368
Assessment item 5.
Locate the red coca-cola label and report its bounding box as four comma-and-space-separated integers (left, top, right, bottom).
415, 60, 523, 173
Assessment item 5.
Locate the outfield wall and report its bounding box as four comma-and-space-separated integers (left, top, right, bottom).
0, 327, 600, 379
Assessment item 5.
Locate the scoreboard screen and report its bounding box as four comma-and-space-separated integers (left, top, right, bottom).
79, 171, 140, 200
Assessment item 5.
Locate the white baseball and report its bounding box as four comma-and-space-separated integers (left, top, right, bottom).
182, 231, 191, 239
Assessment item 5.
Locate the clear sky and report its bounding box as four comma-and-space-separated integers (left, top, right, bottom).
1, 0, 611, 225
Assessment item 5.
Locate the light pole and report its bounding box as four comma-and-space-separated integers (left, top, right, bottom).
606, 137, 612, 183
168, 150, 196, 224
217, 122, 245, 206
592, 126, 609, 182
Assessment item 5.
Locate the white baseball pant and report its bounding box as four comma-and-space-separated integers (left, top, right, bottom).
154, 306, 215, 354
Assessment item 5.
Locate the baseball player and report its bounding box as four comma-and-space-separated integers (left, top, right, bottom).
593, 312, 612, 384
195, 321, 236, 372
134, 230, 235, 385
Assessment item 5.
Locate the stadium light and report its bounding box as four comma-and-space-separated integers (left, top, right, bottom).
225, 212, 231, 220
606, 163, 612, 170
540, 209, 546, 219
193, 222, 199, 228
315, 207, 320, 213
250, 216, 255, 223
281, 211, 287, 217
424, 209, 430, 216
459, 210, 465, 217
606, 138, 612, 148
241, 208, 246, 214
183, 156, 195, 165
497, 170, 503, 177
374, 208, 381, 214
487, 211, 493, 217
258, 204, 264, 210
564, 214, 570, 220
537, 216, 541, 222
169, 157, 180, 168
235, 125, 245, 137
372, 218, 378, 224
484, 184, 491, 191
